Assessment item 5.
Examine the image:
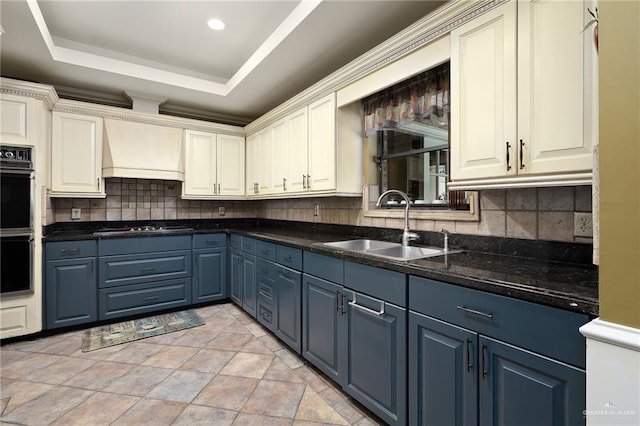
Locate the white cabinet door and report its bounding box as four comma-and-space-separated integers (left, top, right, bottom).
287, 107, 309, 193
257, 127, 273, 195
183, 130, 217, 197
270, 119, 288, 193
518, 0, 594, 174
0, 94, 35, 146
308, 93, 336, 191
217, 134, 245, 196
246, 133, 259, 196
51, 112, 104, 196
450, 1, 517, 181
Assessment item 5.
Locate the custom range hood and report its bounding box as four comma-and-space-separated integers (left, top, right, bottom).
102, 118, 184, 181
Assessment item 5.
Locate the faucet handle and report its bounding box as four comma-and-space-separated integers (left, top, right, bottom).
440, 228, 451, 235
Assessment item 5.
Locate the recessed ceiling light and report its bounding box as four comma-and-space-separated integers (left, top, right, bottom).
207, 19, 225, 31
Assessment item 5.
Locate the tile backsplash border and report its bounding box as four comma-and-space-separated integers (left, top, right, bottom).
47, 178, 593, 244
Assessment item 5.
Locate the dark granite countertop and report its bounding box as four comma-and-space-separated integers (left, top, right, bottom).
43, 219, 599, 316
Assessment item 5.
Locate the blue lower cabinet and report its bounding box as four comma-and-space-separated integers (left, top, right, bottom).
344, 291, 407, 426
241, 253, 257, 318
480, 336, 586, 426
98, 278, 191, 320
193, 248, 226, 303
229, 248, 242, 305
409, 312, 478, 426
46, 257, 97, 329
274, 266, 302, 353
302, 273, 345, 384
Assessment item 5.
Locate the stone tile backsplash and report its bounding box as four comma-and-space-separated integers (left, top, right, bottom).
48, 178, 593, 243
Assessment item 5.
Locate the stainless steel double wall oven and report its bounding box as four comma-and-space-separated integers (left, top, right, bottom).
1, 145, 34, 294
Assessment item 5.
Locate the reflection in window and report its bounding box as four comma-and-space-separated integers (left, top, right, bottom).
362, 62, 469, 210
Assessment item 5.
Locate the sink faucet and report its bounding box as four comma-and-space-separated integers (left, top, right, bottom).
376, 189, 419, 246
440, 228, 451, 252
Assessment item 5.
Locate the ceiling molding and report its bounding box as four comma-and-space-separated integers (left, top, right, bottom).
25, 0, 321, 97
0, 77, 59, 109
244, 0, 506, 134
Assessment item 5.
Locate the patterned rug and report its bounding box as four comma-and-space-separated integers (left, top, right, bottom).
81, 310, 204, 352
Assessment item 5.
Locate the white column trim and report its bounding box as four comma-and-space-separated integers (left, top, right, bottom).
580, 318, 640, 352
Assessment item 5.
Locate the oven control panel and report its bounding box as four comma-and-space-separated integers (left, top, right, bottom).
0, 145, 32, 169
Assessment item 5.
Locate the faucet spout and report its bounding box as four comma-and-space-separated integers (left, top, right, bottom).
376, 189, 418, 246
440, 228, 451, 252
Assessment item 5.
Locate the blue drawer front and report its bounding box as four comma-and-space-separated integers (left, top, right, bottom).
241, 237, 256, 254
409, 276, 589, 368
303, 251, 343, 284
257, 258, 277, 280
256, 240, 277, 261
98, 278, 191, 320
99, 235, 191, 256
344, 261, 406, 307
99, 250, 191, 288
258, 276, 275, 304
229, 234, 242, 250
257, 300, 275, 331
46, 240, 97, 260
277, 245, 302, 271
193, 233, 226, 249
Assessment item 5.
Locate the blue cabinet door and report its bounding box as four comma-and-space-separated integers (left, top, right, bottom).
302, 273, 345, 384
409, 311, 478, 426
229, 249, 242, 305
275, 266, 302, 353
46, 258, 97, 329
344, 291, 407, 426
479, 335, 586, 426
242, 253, 257, 318
193, 248, 226, 303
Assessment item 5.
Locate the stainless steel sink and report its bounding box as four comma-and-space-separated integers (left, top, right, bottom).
322, 239, 461, 261
323, 239, 399, 251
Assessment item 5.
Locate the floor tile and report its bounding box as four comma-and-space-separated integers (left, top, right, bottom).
295, 387, 349, 425
275, 348, 305, 369
0, 380, 53, 416
68, 341, 131, 360
111, 398, 187, 426
25, 356, 95, 385
0, 386, 94, 425
49, 391, 139, 425
102, 365, 173, 396
179, 348, 235, 374
246, 323, 267, 337
193, 304, 225, 319
172, 405, 237, 425
171, 329, 218, 347
146, 369, 214, 403
0, 352, 63, 380
220, 352, 274, 379
207, 332, 253, 351
192, 374, 258, 410
294, 365, 332, 394
141, 345, 200, 369
37, 333, 84, 355
105, 341, 164, 364
242, 379, 306, 418
241, 336, 276, 355
62, 360, 135, 390
0, 349, 28, 366
262, 357, 305, 384
259, 333, 285, 352
234, 412, 294, 425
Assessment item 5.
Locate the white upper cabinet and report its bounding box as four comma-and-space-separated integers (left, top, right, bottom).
308, 93, 336, 192
450, 0, 595, 188
1, 94, 35, 146
246, 133, 259, 196
245, 127, 272, 196
270, 118, 288, 193
287, 107, 309, 193
183, 129, 244, 199
51, 111, 104, 197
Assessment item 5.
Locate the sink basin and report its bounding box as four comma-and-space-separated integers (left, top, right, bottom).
366, 245, 451, 261
323, 239, 399, 251
322, 239, 461, 261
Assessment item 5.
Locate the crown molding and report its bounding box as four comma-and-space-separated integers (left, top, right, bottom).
0, 77, 59, 109
245, 0, 506, 135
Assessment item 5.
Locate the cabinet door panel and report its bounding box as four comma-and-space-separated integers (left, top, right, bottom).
229, 249, 242, 305
193, 248, 226, 303
308, 93, 336, 191
287, 107, 309, 192
409, 312, 478, 426
46, 258, 97, 329
480, 336, 586, 426
450, 1, 517, 180
242, 253, 257, 318
302, 274, 344, 382
245, 134, 259, 195
270, 119, 288, 193
275, 266, 301, 353
217, 134, 245, 196
183, 130, 217, 196
344, 293, 406, 425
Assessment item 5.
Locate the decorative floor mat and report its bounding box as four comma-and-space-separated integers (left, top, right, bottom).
81, 310, 204, 352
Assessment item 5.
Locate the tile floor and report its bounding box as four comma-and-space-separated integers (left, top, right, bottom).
0, 303, 384, 425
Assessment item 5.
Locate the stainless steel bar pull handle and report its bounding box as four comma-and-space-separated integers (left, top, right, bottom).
466, 339, 472, 372
302, 175, 307, 189
348, 292, 385, 316
456, 305, 493, 319
283, 178, 287, 191
218, 183, 221, 194
506, 142, 512, 171
481, 344, 488, 379
519, 139, 525, 169
61, 248, 80, 254
306, 175, 311, 188
141, 266, 157, 273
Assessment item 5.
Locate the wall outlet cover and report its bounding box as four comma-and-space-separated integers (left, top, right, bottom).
314, 204, 320, 216
71, 208, 81, 220
574, 212, 593, 237
219, 206, 225, 216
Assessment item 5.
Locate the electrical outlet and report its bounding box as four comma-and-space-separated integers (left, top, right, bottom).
219, 206, 225, 216
574, 212, 593, 237
314, 204, 320, 216
71, 208, 81, 220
